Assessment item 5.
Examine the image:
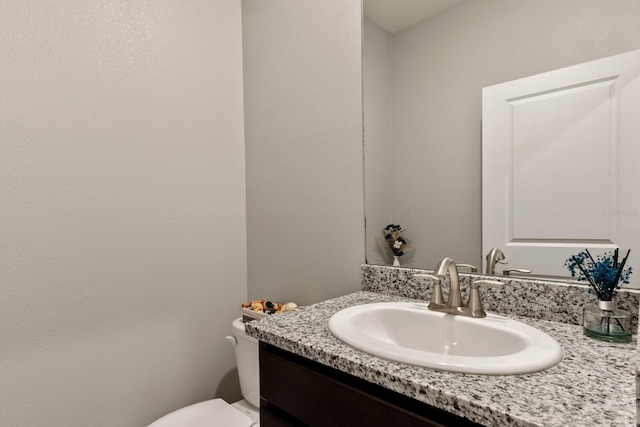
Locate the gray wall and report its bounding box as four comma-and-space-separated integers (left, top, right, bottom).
243, 0, 365, 304
365, 0, 640, 270
0, 1, 247, 426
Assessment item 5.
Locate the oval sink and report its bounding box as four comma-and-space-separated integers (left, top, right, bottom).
328, 302, 563, 375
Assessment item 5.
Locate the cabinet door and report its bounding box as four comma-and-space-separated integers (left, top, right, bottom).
482, 49, 640, 281
259, 342, 482, 427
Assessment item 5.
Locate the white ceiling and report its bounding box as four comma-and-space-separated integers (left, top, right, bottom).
363, 0, 462, 34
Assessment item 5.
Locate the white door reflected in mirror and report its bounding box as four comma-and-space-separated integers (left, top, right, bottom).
482, 49, 640, 282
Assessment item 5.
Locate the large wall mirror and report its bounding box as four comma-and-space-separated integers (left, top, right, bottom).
363, 0, 640, 287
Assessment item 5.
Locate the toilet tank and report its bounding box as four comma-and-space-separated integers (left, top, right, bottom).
230, 318, 259, 408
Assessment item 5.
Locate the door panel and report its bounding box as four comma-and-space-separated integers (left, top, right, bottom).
482, 49, 640, 282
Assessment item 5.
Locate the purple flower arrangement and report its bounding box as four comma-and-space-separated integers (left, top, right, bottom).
564, 249, 633, 301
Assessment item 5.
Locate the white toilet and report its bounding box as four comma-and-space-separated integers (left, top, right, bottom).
148, 318, 260, 427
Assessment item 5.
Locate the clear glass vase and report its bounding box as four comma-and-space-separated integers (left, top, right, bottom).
583, 300, 632, 343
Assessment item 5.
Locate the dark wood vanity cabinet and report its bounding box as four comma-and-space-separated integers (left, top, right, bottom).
259, 342, 483, 427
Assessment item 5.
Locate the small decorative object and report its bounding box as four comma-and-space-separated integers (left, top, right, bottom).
565, 249, 633, 343
240, 299, 299, 321
379, 224, 410, 266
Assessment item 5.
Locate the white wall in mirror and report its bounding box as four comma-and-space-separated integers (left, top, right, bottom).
364, 0, 462, 34
483, 49, 640, 283
364, 0, 640, 278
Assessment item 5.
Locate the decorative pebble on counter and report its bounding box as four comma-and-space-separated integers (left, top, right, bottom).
241, 299, 298, 315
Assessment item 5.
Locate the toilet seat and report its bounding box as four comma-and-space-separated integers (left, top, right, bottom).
148, 398, 254, 427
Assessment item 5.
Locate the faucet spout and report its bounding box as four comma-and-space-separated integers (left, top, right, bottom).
433, 257, 463, 308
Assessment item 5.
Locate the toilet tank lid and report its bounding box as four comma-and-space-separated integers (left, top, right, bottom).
148, 398, 253, 427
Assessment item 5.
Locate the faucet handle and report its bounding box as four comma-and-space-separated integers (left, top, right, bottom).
413, 274, 445, 305
456, 263, 478, 273
467, 279, 506, 317
502, 268, 532, 277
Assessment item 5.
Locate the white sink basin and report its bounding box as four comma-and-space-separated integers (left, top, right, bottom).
328, 302, 563, 375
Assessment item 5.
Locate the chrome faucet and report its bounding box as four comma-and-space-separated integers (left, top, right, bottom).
485, 248, 507, 275
485, 248, 532, 276
414, 257, 505, 318
433, 257, 463, 308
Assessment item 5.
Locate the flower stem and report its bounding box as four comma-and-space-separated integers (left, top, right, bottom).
572, 255, 601, 298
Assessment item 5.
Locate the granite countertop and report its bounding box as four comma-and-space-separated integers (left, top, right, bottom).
245, 291, 637, 427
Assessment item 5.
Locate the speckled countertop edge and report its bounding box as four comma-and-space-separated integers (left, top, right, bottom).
246, 291, 636, 427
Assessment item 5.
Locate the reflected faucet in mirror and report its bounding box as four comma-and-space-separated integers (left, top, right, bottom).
485, 248, 507, 274
485, 248, 533, 277
415, 257, 505, 318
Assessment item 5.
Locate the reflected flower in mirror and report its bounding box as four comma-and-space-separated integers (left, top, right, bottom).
374, 224, 414, 266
